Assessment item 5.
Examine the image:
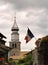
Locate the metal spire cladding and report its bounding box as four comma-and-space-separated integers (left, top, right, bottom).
12, 15, 19, 31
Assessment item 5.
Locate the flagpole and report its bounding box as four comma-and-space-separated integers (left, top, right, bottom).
31, 49, 32, 65
25, 27, 37, 65
34, 36, 37, 40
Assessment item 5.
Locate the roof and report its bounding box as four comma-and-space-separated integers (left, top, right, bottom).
0, 44, 11, 51
0, 39, 6, 44
25, 50, 32, 55
12, 16, 19, 31
9, 51, 29, 60
41, 36, 48, 41
0, 33, 6, 39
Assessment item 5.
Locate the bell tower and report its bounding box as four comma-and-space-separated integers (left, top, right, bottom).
9, 15, 21, 56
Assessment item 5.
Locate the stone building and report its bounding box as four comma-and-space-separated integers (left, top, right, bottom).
9, 16, 29, 60
32, 48, 39, 65
32, 36, 48, 65
0, 33, 11, 65
9, 16, 21, 57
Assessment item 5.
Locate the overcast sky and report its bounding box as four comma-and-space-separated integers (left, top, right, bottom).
0, 0, 48, 51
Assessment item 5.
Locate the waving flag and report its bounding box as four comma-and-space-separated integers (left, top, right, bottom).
25, 28, 34, 43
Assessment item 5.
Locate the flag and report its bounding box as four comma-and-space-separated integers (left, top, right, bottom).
25, 28, 34, 43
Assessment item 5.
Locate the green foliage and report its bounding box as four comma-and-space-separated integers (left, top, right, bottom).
18, 53, 33, 65
11, 61, 16, 65
18, 59, 25, 64
8, 58, 16, 65
8, 53, 33, 65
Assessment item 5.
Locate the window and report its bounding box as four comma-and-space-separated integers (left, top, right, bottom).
12, 44, 14, 48
12, 43, 17, 48
15, 44, 17, 48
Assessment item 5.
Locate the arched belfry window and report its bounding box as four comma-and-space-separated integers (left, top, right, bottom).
12, 44, 14, 48
15, 44, 17, 48
12, 43, 17, 48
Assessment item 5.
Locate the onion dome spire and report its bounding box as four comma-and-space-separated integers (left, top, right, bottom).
12, 15, 19, 31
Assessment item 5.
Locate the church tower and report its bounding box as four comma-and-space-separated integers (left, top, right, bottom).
9, 16, 21, 56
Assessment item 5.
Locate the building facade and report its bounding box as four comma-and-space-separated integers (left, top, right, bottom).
0, 33, 11, 65
32, 36, 48, 65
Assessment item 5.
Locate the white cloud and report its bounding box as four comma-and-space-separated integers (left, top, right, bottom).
2, 0, 48, 10
0, 0, 48, 51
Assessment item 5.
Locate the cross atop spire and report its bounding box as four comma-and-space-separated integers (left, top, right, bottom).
12, 14, 19, 31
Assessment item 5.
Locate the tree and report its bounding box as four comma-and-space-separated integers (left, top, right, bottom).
18, 53, 33, 65
8, 58, 16, 65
